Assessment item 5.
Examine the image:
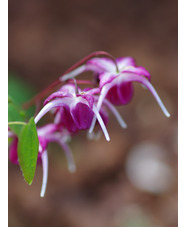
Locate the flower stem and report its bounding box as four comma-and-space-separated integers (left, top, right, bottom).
8, 121, 26, 126
22, 79, 62, 110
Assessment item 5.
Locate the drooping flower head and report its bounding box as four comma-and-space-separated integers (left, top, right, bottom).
60, 55, 170, 133
61, 56, 169, 114
8, 51, 170, 198
8, 124, 75, 197
91, 57, 170, 131
35, 83, 111, 141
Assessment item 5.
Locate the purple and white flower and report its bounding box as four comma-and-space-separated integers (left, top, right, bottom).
89, 57, 170, 133
60, 56, 170, 133
8, 51, 171, 197
8, 124, 75, 197
35, 84, 111, 141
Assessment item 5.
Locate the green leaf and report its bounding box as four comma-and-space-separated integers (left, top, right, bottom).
18, 117, 39, 185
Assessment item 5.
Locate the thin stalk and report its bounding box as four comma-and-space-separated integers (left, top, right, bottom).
8, 121, 26, 126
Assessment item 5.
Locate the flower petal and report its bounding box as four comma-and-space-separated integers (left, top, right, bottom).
99, 72, 118, 88
60, 65, 87, 81
43, 91, 67, 106
35, 98, 71, 124
120, 73, 170, 117
71, 103, 94, 130
60, 105, 79, 133
37, 124, 58, 137
116, 57, 136, 70
43, 84, 75, 106
122, 66, 151, 81
78, 94, 94, 109
89, 82, 113, 134
9, 137, 19, 165
86, 57, 116, 73
103, 99, 127, 128
91, 105, 110, 141
58, 140, 76, 173
40, 149, 48, 197
106, 81, 134, 105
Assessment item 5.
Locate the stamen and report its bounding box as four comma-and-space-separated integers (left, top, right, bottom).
40, 150, 48, 198
92, 105, 110, 141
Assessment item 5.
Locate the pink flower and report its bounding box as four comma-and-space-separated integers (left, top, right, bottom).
95, 57, 169, 112
35, 84, 111, 141
90, 57, 170, 133
61, 57, 169, 114
9, 52, 171, 198
60, 56, 170, 133
8, 124, 75, 197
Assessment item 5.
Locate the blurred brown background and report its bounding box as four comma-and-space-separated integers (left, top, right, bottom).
8, 0, 177, 226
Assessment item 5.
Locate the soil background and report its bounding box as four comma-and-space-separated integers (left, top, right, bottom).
8, 0, 178, 226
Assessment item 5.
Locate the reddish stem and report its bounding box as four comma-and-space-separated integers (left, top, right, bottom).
23, 51, 118, 109
23, 79, 62, 109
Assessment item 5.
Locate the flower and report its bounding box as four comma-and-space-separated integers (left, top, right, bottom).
8, 124, 75, 197
61, 57, 169, 114
9, 51, 171, 197
60, 56, 170, 133
33, 84, 127, 195
90, 57, 170, 131
35, 84, 111, 141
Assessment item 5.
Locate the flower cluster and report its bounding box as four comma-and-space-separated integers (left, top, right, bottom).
8, 52, 170, 197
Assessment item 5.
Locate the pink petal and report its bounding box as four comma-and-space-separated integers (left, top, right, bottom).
122, 66, 151, 81
71, 103, 94, 130
99, 72, 118, 89
106, 82, 134, 105
86, 57, 116, 73
116, 57, 136, 70
9, 137, 19, 165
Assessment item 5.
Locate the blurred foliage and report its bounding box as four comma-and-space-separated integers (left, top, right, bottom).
8, 72, 35, 118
